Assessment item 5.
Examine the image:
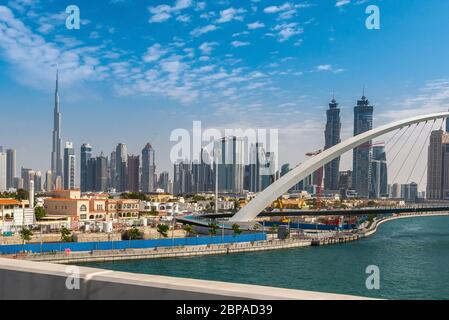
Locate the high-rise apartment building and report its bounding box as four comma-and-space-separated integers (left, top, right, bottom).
324, 97, 342, 191
45, 171, 52, 192
34, 171, 42, 192
426, 128, 449, 200
6, 149, 16, 189
21, 168, 35, 192
80, 144, 93, 192
141, 143, 156, 193
173, 161, 192, 194
249, 143, 265, 192
115, 143, 128, 192
0, 152, 6, 192
370, 146, 388, 198
215, 136, 245, 193
127, 155, 140, 192
158, 171, 169, 192
64, 141, 76, 190
352, 93, 374, 198
192, 148, 213, 193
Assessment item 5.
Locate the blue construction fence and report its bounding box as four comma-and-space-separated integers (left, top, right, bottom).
0, 233, 267, 255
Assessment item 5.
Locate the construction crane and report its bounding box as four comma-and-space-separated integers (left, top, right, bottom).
305, 149, 323, 209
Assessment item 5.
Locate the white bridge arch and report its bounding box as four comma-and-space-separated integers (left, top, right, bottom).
230, 112, 449, 222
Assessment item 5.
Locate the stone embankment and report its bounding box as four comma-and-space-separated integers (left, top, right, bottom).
15, 238, 312, 264
10, 212, 449, 263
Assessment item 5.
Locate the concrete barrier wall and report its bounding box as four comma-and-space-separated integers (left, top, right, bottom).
0, 258, 371, 300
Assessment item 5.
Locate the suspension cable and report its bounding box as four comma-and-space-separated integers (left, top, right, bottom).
417, 118, 444, 188
385, 127, 403, 146
385, 125, 411, 156
406, 120, 437, 183
389, 123, 419, 166
391, 122, 428, 184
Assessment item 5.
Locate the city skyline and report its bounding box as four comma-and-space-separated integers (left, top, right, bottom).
1, 0, 449, 186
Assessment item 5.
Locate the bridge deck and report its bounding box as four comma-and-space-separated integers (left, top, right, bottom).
201, 206, 449, 219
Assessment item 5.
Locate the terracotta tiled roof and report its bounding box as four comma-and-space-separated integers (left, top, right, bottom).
0, 199, 21, 205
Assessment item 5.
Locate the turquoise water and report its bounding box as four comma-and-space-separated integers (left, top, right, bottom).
81, 216, 449, 299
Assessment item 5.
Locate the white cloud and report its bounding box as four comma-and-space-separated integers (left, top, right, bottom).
273, 22, 303, 42
312, 64, 346, 73
0, 5, 104, 89
148, 0, 192, 23
190, 24, 218, 37
176, 14, 190, 23
216, 7, 246, 23
143, 43, 168, 63
199, 42, 218, 55
231, 41, 250, 47
247, 21, 265, 30
336, 0, 351, 7
263, 3, 292, 14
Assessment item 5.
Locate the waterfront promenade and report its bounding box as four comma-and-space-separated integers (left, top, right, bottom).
6, 211, 449, 264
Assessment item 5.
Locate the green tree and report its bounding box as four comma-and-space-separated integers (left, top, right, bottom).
19, 228, 33, 245
232, 223, 242, 236
192, 195, 206, 201
127, 227, 142, 240
34, 207, 46, 221
157, 224, 169, 238
183, 224, 196, 237
15, 189, 28, 201
60, 227, 72, 242
208, 222, 219, 236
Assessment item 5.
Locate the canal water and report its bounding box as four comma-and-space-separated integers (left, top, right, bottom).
82, 216, 449, 299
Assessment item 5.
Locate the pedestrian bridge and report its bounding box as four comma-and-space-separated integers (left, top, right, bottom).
229, 112, 449, 222
202, 204, 449, 219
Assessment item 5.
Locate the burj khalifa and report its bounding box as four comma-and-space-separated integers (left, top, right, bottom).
51, 70, 63, 187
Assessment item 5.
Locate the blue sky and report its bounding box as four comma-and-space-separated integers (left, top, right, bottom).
1, 0, 449, 186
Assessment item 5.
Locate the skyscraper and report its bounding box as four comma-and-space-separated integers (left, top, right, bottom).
6, 149, 16, 189
45, 170, 52, 192
249, 143, 265, 192
51, 70, 63, 186
34, 171, 42, 192
127, 155, 140, 192
86, 153, 108, 192
370, 146, 388, 198
324, 97, 341, 191
95, 153, 108, 192
115, 143, 128, 192
109, 150, 116, 190
87, 157, 97, 192
173, 161, 193, 194
427, 130, 446, 199
352, 93, 374, 198
80, 144, 93, 192
64, 141, 76, 190
215, 136, 245, 193
158, 171, 169, 192
192, 148, 213, 193
261, 151, 278, 190
0, 152, 6, 192
21, 168, 35, 192
141, 143, 156, 193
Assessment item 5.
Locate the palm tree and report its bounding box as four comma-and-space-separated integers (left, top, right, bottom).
183, 224, 195, 237
208, 222, 219, 236
157, 224, 169, 238
232, 224, 242, 237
